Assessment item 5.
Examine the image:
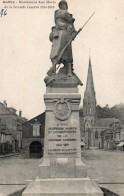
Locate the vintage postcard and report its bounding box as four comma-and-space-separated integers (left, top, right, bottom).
0, 0, 124, 195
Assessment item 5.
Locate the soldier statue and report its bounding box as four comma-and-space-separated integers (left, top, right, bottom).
45, 0, 94, 86
47, 0, 77, 76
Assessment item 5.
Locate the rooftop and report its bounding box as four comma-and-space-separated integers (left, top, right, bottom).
93, 118, 119, 128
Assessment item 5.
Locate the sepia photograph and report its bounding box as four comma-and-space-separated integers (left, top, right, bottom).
0, 0, 124, 195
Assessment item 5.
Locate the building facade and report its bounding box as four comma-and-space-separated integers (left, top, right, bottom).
0, 101, 27, 154
22, 113, 45, 158
0, 120, 13, 155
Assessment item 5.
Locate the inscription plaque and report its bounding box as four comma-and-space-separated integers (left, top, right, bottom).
47, 126, 77, 158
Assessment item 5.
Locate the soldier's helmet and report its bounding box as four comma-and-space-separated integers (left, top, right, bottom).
58, 0, 68, 9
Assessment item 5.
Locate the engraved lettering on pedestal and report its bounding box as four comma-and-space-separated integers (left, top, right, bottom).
47, 126, 77, 157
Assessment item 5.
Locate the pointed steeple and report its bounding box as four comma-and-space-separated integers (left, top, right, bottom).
83, 56, 96, 122
85, 57, 95, 95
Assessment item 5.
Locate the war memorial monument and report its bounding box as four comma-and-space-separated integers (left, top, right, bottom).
23, 0, 103, 195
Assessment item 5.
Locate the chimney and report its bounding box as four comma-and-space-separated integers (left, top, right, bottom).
19, 110, 22, 117
3, 100, 7, 107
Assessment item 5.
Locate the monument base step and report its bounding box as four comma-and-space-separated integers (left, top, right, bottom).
38, 165, 87, 178
23, 177, 103, 196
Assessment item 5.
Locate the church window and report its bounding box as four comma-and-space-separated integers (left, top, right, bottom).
100, 131, 104, 137
95, 131, 98, 139
89, 107, 92, 114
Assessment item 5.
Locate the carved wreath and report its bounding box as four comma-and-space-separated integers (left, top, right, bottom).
54, 100, 71, 121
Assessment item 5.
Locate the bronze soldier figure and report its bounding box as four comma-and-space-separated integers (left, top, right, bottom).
48, 0, 77, 76
45, 0, 95, 85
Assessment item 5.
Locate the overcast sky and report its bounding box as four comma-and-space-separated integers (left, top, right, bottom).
0, 0, 124, 119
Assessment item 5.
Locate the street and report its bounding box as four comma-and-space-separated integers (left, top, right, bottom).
0, 150, 124, 195
82, 149, 124, 195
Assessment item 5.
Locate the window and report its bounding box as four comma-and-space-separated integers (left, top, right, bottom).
95, 131, 98, 139
116, 133, 120, 140
85, 109, 87, 114
12, 119, 16, 126
32, 120, 40, 136
1, 133, 4, 141
1, 133, 6, 142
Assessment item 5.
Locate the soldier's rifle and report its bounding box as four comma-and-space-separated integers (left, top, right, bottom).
47, 12, 95, 76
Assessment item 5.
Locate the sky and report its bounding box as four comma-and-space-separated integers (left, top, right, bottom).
0, 0, 124, 119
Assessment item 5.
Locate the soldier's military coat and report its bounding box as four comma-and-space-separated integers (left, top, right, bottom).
49, 8, 76, 64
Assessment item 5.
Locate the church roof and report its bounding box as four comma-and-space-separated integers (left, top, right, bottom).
93, 118, 119, 128
23, 112, 45, 125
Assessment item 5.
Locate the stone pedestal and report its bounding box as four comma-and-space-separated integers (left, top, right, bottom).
23, 82, 103, 196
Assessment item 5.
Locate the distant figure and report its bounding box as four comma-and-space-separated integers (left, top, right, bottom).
48, 0, 77, 76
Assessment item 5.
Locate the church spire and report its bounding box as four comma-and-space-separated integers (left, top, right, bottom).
83, 56, 96, 123
85, 57, 95, 94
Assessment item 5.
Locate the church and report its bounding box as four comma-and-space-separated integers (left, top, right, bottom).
80, 57, 121, 150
